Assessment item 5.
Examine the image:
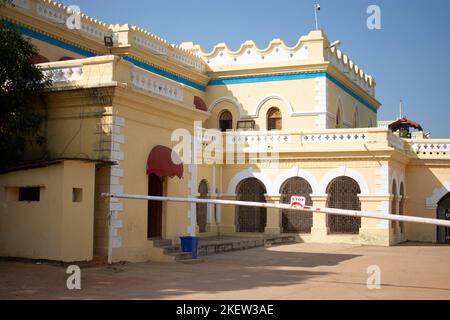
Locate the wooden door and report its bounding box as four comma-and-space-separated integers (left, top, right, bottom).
148, 173, 163, 238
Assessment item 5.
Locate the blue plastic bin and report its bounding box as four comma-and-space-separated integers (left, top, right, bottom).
180, 236, 200, 259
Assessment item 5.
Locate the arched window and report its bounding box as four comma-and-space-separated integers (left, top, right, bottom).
391, 180, 398, 234
335, 108, 343, 128
267, 107, 282, 131
326, 176, 361, 234
197, 180, 209, 233
280, 177, 313, 233
353, 108, 359, 128
437, 192, 450, 243
399, 182, 405, 234
236, 178, 267, 232
219, 110, 233, 132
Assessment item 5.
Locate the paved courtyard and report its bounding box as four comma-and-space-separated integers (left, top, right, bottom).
1, 242, 450, 300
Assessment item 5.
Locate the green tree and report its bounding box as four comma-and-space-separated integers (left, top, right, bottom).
0, 19, 52, 168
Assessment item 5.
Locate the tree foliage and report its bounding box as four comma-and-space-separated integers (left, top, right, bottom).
0, 21, 52, 167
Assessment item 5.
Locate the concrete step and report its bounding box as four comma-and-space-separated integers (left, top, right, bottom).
177, 258, 204, 264
197, 235, 297, 256
265, 235, 296, 246
168, 251, 193, 261
151, 239, 173, 247
160, 245, 181, 254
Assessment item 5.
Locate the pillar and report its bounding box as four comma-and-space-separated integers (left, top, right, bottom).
310, 195, 329, 241
205, 198, 218, 234
218, 195, 236, 234
358, 196, 391, 246
265, 195, 281, 235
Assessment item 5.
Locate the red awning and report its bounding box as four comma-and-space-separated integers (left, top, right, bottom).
58, 56, 75, 61
31, 55, 50, 64
146, 145, 183, 179
388, 117, 423, 132
194, 96, 207, 112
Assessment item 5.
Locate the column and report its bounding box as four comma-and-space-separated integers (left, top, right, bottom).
265, 195, 281, 235
218, 195, 237, 234
310, 195, 329, 241
358, 195, 391, 246
205, 197, 219, 235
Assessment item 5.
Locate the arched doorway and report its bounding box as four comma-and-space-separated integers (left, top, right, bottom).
391, 180, 398, 234
236, 178, 267, 232
437, 192, 450, 243
326, 176, 361, 234
280, 177, 313, 233
399, 183, 405, 234
148, 173, 163, 238
197, 180, 209, 233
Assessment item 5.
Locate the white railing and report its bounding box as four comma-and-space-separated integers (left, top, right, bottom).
43, 66, 84, 82
301, 131, 368, 143
130, 70, 183, 102
411, 142, 450, 155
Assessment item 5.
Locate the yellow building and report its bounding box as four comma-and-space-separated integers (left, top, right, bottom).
1, 0, 449, 263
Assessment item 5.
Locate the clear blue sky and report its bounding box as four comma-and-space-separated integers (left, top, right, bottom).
60, 0, 450, 138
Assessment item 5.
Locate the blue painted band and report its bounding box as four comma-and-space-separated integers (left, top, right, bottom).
3, 20, 205, 92
2, 20, 96, 57
209, 71, 377, 113
208, 72, 326, 86
123, 56, 206, 92
325, 74, 377, 113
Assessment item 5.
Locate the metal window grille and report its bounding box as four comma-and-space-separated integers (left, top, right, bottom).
399, 183, 405, 233
280, 177, 313, 233
236, 178, 267, 233
326, 176, 361, 234
437, 193, 450, 244
391, 181, 398, 234
196, 180, 208, 233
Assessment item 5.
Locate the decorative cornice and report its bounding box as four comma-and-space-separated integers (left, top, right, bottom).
327, 46, 375, 96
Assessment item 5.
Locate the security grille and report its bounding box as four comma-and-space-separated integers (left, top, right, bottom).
326, 176, 361, 234
391, 182, 398, 234
196, 180, 208, 233
437, 193, 450, 244
280, 177, 313, 233
236, 178, 267, 232
399, 183, 405, 233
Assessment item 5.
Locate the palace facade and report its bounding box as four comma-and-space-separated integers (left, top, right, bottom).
1, 0, 449, 262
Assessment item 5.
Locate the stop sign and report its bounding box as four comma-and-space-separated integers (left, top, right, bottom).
290, 196, 306, 208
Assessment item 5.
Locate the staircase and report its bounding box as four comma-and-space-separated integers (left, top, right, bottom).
148, 235, 296, 263
149, 239, 202, 264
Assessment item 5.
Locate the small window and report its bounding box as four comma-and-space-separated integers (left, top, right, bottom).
267, 107, 282, 131
72, 188, 83, 203
219, 110, 233, 132
335, 108, 342, 128
353, 109, 359, 128
18, 187, 40, 202
237, 120, 255, 131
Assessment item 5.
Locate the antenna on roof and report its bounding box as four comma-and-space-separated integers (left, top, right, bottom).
314, 3, 321, 30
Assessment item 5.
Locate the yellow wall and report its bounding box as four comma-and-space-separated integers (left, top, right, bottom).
405, 163, 450, 242
0, 161, 96, 262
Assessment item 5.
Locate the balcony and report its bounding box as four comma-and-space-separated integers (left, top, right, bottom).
199, 128, 450, 160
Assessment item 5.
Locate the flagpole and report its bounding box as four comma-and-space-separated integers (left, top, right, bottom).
314, 4, 319, 30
